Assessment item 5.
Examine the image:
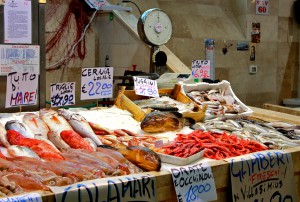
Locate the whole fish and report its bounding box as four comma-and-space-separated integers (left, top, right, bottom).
7, 145, 40, 159
22, 113, 49, 139
141, 111, 195, 133
58, 109, 102, 146
60, 130, 94, 151
0, 123, 10, 148
39, 108, 72, 150
5, 120, 34, 138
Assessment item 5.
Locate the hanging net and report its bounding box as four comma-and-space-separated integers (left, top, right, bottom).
45, 0, 96, 70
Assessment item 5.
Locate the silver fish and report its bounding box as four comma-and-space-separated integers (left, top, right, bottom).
39, 108, 72, 150
47, 131, 70, 150
190, 122, 207, 131
5, 120, 34, 138
241, 122, 268, 133
7, 145, 40, 159
22, 113, 49, 139
58, 109, 102, 146
225, 119, 242, 129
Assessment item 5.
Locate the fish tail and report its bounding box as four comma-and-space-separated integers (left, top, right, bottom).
51, 116, 61, 125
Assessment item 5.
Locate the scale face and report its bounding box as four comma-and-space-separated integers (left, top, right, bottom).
138, 8, 172, 46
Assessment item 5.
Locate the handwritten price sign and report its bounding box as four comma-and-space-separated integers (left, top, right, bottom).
168, 163, 217, 202
191, 60, 210, 79
50, 82, 75, 107
5, 72, 38, 108
133, 76, 159, 97
81, 67, 113, 100
256, 0, 269, 15
229, 150, 297, 202
50, 173, 157, 202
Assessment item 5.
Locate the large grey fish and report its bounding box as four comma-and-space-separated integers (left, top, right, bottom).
141, 111, 195, 133
58, 109, 102, 146
5, 120, 34, 138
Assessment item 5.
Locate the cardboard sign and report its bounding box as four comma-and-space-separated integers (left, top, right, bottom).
81, 67, 113, 100
50, 173, 157, 202
256, 0, 269, 15
50, 82, 75, 107
0, 193, 42, 202
4, 0, 32, 44
6, 72, 38, 108
0, 45, 40, 75
191, 60, 210, 79
229, 150, 297, 202
133, 76, 159, 98
168, 162, 217, 202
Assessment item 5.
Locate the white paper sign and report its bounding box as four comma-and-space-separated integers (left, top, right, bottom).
0, 45, 40, 75
168, 162, 218, 202
50, 173, 157, 202
81, 67, 113, 100
5, 71, 38, 108
256, 0, 269, 15
191, 60, 210, 79
0, 193, 42, 202
133, 76, 159, 98
4, 0, 32, 44
229, 150, 297, 202
50, 82, 75, 107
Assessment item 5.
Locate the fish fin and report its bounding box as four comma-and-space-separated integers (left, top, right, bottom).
51, 116, 61, 125
31, 118, 38, 128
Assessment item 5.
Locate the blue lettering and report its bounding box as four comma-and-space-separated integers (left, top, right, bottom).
107, 180, 120, 202
257, 153, 269, 170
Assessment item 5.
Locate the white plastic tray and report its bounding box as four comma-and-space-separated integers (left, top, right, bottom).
180, 80, 253, 119
158, 149, 205, 166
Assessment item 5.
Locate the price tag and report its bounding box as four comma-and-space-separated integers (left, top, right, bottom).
229, 150, 297, 202
5, 71, 38, 108
0, 193, 42, 202
81, 67, 113, 100
50, 173, 157, 202
191, 60, 210, 79
168, 162, 218, 202
133, 76, 159, 98
256, 0, 269, 15
50, 82, 75, 107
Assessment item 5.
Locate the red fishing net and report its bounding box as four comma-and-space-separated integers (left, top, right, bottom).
45, 0, 95, 70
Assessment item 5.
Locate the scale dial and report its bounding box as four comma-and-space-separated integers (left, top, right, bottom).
138, 8, 172, 46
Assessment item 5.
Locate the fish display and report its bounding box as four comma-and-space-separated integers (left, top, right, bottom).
141, 111, 195, 133
159, 130, 268, 159
58, 109, 102, 146
190, 117, 300, 149
186, 89, 245, 116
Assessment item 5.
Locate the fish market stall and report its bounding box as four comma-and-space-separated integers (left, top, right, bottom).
0, 83, 299, 201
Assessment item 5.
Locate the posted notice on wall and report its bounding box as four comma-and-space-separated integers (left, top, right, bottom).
168, 163, 217, 202
4, 0, 32, 44
229, 150, 297, 202
256, 0, 269, 15
81, 67, 113, 100
50, 173, 157, 202
0, 45, 40, 75
133, 76, 159, 98
50, 82, 75, 107
6, 72, 38, 108
191, 60, 211, 79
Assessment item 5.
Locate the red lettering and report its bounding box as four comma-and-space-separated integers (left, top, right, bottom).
29, 92, 35, 102
17, 92, 23, 104
24, 92, 29, 103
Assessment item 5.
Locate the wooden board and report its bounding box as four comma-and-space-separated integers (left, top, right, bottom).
263, 103, 300, 116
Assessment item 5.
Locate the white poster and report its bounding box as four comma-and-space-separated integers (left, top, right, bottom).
133, 76, 159, 98
50, 82, 75, 107
256, 0, 269, 15
4, 0, 32, 44
168, 162, 218, 202
81, 67, 113, 100
6, 71, 38, 108
229, 150, 297, 202
0, 45, 40, 75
